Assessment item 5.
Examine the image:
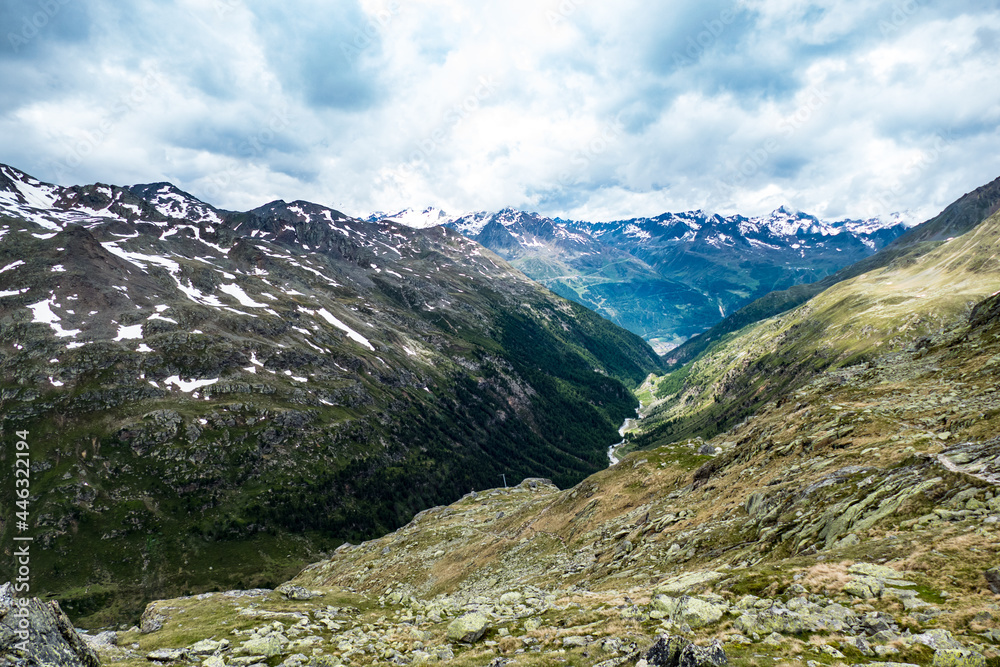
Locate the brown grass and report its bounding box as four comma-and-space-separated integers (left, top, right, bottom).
797, 562, 852, 594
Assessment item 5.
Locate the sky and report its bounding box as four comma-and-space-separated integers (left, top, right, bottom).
1, 0, 999, 223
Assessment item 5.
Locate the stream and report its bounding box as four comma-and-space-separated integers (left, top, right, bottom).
607, 414, 639, 466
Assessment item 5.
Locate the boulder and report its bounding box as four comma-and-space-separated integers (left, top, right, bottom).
446, 612, 490, 643
238, 634, 285, 657
140, 603, 167, 633
650, 595, 681, 618
911, 629, 964, 651
844, 576, 883, 599
656, 571, 726, 595
848, 563, 903, 580
676, 597, 728, 628
645, 634, 690, 667
189, 638, 227, 655
147, 648, 188, 662
499, 592, 522, 605
0, 594, 100, 667
985, 567, 1000, 594
932, 649, 986, 667
679, 640, 728, 667
82, 630, 118, 651
276, 584, 319, 601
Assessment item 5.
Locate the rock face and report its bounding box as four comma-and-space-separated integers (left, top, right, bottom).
0, 586, 100, 667
446, 612, 490, 643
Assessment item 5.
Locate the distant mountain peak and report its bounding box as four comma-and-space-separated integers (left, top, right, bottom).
368, 206, 455, 229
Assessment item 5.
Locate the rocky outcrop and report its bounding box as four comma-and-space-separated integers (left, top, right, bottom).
0, 584, 100, 667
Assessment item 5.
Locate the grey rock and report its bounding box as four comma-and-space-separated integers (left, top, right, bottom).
784, 583, 807, 596
655, 571, 726, 595
189, 638, 228, 655
140, 604, 167, 633
848, 563, 903, 579
0, 596, 100, 667
147, 647, 188, 662
843, 635, 874, 656
562, 636, 589, 648
675, 597, 728, 628
679, 640, 728, 667
645, 634, 690, 667
932, 648, 987, 667
821, 645, 846, 658
276, 584, 319, 601
446, 611, 489, 643
238, 634, 286, 657
83, 630, 119, 649
985, 567, 1000, 594
910, 629, 964, 651
845, 576, 884, 599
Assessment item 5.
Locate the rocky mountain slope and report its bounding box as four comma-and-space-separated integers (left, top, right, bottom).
370, 208, 910, 353
66, 182, 1000, 667
0, 164, 664, 625
82, 282, 1000, 667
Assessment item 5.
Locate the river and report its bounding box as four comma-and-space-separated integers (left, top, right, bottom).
607, 415, 638, 466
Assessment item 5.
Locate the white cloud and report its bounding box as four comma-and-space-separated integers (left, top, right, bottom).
0, 0, 998, 223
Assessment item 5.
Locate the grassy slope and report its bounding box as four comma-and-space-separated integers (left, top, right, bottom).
634, 208, 1000, 449
665, 175, 1000, 369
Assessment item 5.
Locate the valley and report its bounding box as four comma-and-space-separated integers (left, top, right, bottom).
0, 164, 662, 626
370, 208, 911, 354
2, 167, 999, 667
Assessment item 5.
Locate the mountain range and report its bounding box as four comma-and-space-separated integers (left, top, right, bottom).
0, 163, 663, 624
368, 207, 913, 353
18, 172, 1000, 667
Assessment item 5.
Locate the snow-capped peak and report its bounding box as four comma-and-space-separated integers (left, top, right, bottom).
129, 182, 224, 226
369, 207, 455, 229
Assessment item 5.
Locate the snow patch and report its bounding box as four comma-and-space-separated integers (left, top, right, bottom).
164, 375, 219, 392
27, 297, 82, 338
219, 283, 267, 308
301, 307, 375, 350
114, 324, 144, 340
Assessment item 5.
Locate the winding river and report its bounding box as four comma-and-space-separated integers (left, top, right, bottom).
607, 415, 639, 466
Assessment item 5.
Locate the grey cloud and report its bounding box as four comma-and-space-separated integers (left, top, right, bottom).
0, 0, 91, 59
247, 1, 382, 111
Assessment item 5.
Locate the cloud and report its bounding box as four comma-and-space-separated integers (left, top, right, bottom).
0, 0, 998, 224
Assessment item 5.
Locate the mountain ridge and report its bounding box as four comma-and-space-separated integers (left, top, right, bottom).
366, 206, 910, 352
